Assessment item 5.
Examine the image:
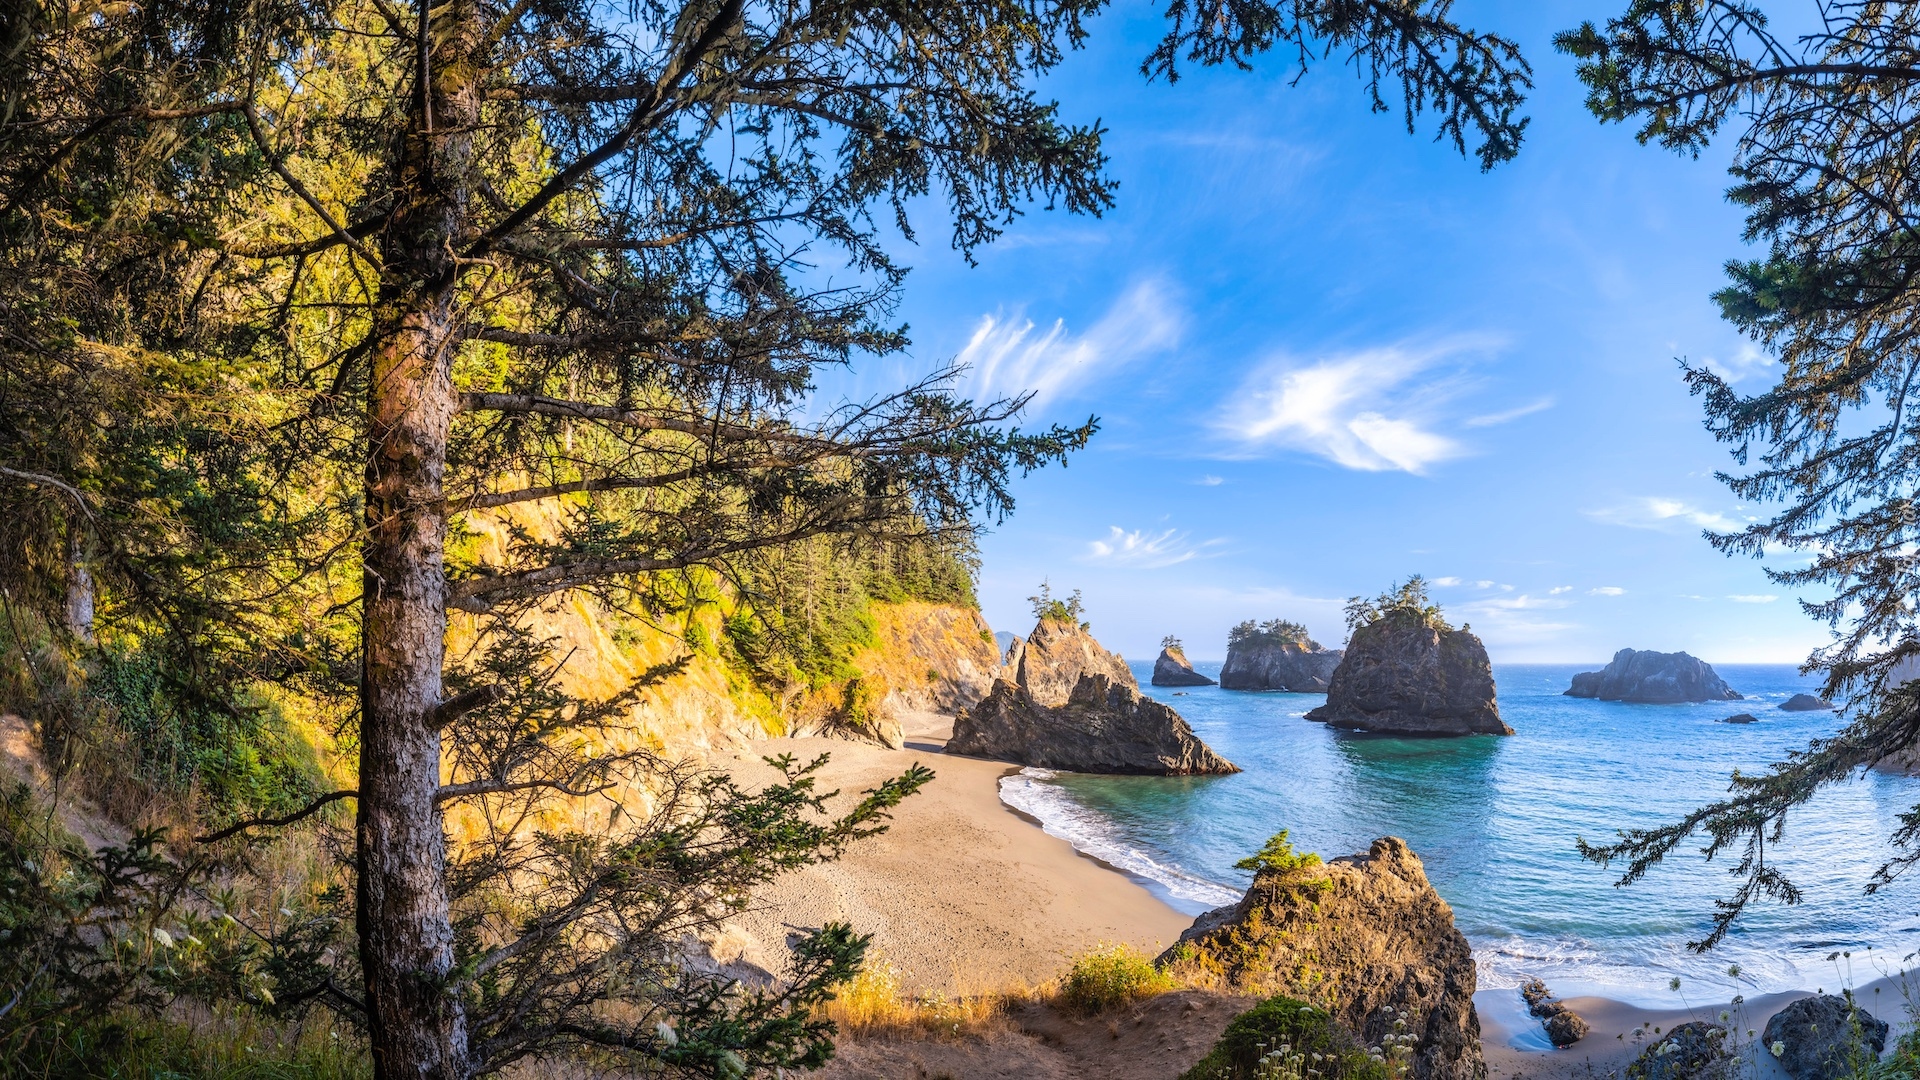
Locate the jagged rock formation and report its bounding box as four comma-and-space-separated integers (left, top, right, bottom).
1159, 837, 1485, 1080
1721, 713, 1760, 724
1629, 1021, 1729, 1080
1219, 639, 1343, 692
948, 674, 1237, 775
1563, 649, 1741, 703
1000, 617, 1138, 707
1304, 612, 1510, 736
1518, 979, 1588, 1047
1153, 646, 1216, 687
1763, 995, 1888, 1080
1780, 693, 1836, 712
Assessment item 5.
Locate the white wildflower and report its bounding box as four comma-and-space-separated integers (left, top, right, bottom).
1771, 1042, 1786, 1058
656, 1022, 678, 1047
151, 928, 175, 948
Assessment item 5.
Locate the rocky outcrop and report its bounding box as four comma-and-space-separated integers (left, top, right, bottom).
1564, 649, 1741, 703
1629, 1021, 1729, 1080
1780, 693, 1836, 712
1003, 617, 1138, 707
1153, 647, 1216, 687
1519, 979, 1588, 1047
1304, 612, 1510, 736
1763, 995, 1888, 1080
1219, 639, 1343, 693
948, 674, 1238, 774
1721, 713, 1760, 724
1159, 837, 1485, 1080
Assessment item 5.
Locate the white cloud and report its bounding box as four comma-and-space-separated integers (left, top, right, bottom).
1549, 585, 1573, 595
1590, 586, 1626, 596
1431, 576, 1463, 587
1215, 337, 1500, 474
1700, 343, 1776, 384
1728, 594, 1779, 604
1586, 497, 1747, 533
960, 280, 1181, 411
1464, 397, 1555, 428
1195, 475, 1224, 486
1083, 526, 1222, 569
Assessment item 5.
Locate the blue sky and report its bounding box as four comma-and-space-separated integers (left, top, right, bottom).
837, 2, 1833, 664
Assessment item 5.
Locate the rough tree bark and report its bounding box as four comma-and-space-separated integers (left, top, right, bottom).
355, 7, 482, 1077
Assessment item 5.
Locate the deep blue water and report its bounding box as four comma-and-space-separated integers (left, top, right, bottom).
998, 662, 1920, 1006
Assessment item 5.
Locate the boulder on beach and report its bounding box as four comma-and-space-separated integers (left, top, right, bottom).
1780, 693, 1836, 712
1721, 713, 1760, 724
948, 673, 1238, 775
1152, 645, 1216, 687
1763, 994, 1888, 1080
1519, 978, 1588, 1047
1304, 611, 1511, 736
1160, 837, 1484, 1080
1629, 1021, 1730, 1080
1564, 649, 1742, 703
1219, 624, 1343, 692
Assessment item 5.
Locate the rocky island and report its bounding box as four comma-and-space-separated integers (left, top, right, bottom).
1305, 579, 1510, 736
1151, 637, 1216, 686
1218, 618, 1342, 692
1564, 648, 1741, 703
949, 610, 1237, 775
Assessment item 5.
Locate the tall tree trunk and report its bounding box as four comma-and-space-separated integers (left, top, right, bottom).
357, 8, 481, 1077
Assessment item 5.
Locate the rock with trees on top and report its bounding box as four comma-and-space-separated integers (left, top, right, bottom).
1152, 636, 1216, 687
1219, 618, 1343, 692
1305, 578, 1511, 736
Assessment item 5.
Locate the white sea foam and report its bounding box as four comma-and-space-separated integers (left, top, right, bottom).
998, 768, 1243, 910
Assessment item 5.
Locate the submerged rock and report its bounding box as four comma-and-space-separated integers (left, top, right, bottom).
1518, 978, 1588, 1047
1219, 638, 1343, 692
1160, 837, 1485, 1080
1152, 646, 1216, 687
1763, 995, 1888, 1080
1304, 611, 1510, 736
1010, 617, 1137, 707
1721, 713, 1760, 724
1564, 649, 1741, 703
948, 673, 1238, 775
1780, 693, 1836, 712
1629, 1021, 1729, 1080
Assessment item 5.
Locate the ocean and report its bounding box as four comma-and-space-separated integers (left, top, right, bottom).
998, 661, 1920, 1007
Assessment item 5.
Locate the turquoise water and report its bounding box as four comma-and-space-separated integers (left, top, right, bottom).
998, 662, 1920, 1007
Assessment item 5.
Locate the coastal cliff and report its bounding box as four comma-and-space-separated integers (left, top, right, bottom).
1563, 649, 1740, 703
1220, 639, 1343, 692
1306, 611, 1509, 736
1160, 837, 1486, 1080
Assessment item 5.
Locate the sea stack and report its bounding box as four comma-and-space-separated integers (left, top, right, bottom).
1151, 643, 1215, 687
1160, 837, 1486, 1080
1779, 693, 1835, 712
1564, 649, 1741, 703
1218, 619, 1343, 692
949, 616, 1237, 775
1305, 611, 1510, 736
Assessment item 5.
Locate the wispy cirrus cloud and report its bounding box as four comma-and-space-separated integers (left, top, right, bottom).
1728, 594, 1779, 604
960, 280, 1181, 412
1585, 497, 1747, 533
1464, 397, 1555, 428
1590, 586, 1626, 596
1214, 336, 1501, 474
1083, 526, 1223, 569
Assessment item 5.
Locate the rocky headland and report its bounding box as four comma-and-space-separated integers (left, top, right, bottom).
949, 618, 1236, 774
1159, 836, 1486, 1080
1305, 611, 1510, 736
1219, 635, 1343, 692
1563, 648, 1741, 703
1152, 644, 1216, 687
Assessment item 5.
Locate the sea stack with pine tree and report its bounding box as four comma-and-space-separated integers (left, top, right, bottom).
1152, 635, 1216, 686
1218, 618, 1343, 692
1306, 577, 1512, 736
950, 584, 1237, 774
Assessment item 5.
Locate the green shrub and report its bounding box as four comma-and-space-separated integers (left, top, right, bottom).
1182, 997, 1391, 1080
1059, 943, 1171, 1012
1235, 831, 1323, 874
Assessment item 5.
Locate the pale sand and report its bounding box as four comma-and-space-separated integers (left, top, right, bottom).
714, 713, 1194, 994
